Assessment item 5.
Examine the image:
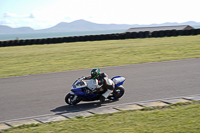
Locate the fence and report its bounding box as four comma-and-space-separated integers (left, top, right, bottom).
0, 29, 200, 47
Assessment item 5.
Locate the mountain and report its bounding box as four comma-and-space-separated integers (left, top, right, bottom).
45, 20, 200, 32
0, 25, 34, 34
38, 19, 134, 33
0, 19, 200, 35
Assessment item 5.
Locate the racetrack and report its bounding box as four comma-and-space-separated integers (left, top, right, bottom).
0, 58, 200, 122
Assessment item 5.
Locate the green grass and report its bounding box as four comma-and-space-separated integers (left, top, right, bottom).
0, 35, 200, 78
2, 101, 200, 133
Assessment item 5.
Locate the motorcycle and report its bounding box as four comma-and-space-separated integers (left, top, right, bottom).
65, 76, 125, 105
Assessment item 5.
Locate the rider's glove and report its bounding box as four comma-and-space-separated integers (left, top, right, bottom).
83, 76, 91, 80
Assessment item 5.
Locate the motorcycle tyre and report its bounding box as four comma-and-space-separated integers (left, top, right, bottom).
108, 85, 125, 100
65, 93, 81, 105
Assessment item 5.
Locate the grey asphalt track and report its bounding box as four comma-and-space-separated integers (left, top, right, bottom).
0, 58, 200, 122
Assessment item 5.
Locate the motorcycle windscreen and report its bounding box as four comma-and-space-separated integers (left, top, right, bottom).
111, 76, 125, 87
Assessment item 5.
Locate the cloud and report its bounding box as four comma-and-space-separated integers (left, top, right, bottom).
65, 17, 71, 21
0, 19, 14, 25
0, 18, 49, 29
0, 12, 52, 29
28, 13, 35, 19
3, 12, 17, 18
3, 12, 35, 19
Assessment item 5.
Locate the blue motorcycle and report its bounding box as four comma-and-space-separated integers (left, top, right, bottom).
65, 76, 125, 105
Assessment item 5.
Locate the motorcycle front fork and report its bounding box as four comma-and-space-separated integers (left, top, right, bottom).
72, 95, 78, 101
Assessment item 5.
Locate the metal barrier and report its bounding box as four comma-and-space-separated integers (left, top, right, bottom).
0, 29, 200, 47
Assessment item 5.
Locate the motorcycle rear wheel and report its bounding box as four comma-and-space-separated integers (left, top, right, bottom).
65, 93, 81, 105
108, 85, 125, 100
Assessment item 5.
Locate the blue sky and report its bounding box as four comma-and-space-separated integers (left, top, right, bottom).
0, 0, 199, 29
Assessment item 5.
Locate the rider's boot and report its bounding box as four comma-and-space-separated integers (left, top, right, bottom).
100, 89, 113, 102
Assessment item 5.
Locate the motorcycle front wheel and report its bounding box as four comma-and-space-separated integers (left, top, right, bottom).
65, 93, 81, 105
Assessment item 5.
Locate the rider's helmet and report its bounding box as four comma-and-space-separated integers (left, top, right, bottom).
91, 68, 100, 79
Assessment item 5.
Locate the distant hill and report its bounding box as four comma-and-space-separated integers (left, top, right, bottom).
0, 25, 35, 34
0, 19, 200, 35
37, 19, 134, 33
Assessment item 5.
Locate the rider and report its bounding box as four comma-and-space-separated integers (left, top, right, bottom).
84, 68, 115, 102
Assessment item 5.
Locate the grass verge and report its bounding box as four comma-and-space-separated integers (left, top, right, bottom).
0, 35, 200, 78
2, 101, 200, 133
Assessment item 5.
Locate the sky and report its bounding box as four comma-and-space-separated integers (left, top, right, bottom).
0, 0, 200, 29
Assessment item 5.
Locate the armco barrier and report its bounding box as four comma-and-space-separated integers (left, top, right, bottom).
104, 34, 110, 40
83, 36, 87, 41
68, 37, 74, 42
92, 35, 97, 41
88, 35, 93, 41
177, 30, 184, 36
165, 30, 171, 37
3, 41, 8, 46
119, 33, 125, 39
84, 36, 89, 41
158, 30, 165, 37
41, 39, 47, 44
35, 39, 41, 44
53, 38, 58, 43
144, 31, 150, 38
190, 29, 197, 35
99, 35, 104, 40
30, 39, 36, 45
102, 34, 108, 40
15, 40, 20, 46
99, 34, 104, 40
111, 34, 117, 39
102, 34, 107, 40
57, 37, 63, 43
196, 29, 200, 34
44, 38, 50, 44
51, 38, 56, 43
1, 41, 5, 47
1, 29, 200, 47
40, 39, 45, 44
26, 39, 31, 45
183, 30, 190, 35
138, 32, 144, 38
75, 36, 81, 42
78, 36, 84, 41
130, 32, 138, 38
15, 40, 21, 46
115, 34, 121, 39
61, 37, 65, 43
124, 32, 131, 39
107, 34, 112, 40
171, 30, 177, 36
6, 40, 12, 46
94, 35, 100, 41
138, 31, 150, 38
58, 37, 63, 43
151, 31, 158, 37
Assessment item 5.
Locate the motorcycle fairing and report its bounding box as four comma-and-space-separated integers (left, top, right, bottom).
111, 76, 126, 87
71, 88, 99, 101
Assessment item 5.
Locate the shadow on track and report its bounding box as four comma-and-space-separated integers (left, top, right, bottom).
51, 99, 119, 115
